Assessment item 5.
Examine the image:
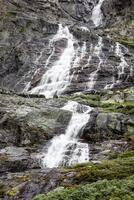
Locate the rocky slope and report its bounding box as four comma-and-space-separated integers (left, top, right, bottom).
0, 0, 134, 199
0, 87, 134, 199
0, 0, 134, 93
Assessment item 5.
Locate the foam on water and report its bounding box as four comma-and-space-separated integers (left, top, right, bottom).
41, 101, 92, 168
30, 24, 76, 98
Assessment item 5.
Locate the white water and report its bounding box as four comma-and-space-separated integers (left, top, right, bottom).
91, 0, 104, 27
30, 24, 76, 98
69, 142, 89, 165
88, 37, 103, 89
105, 42, 128, 89
72, 42, 87, 69
115, 42, 128, 81
80, 26, 90, 32
81, 42, 87, 59
42, 101, 92, 168
34, 50, 44, 65
84, 44, 94, 70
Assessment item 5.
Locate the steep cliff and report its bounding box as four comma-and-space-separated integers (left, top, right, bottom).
0, 0, 133, 93
0, 0, 134, 199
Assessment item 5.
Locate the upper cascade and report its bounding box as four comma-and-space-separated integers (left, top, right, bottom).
87, 36, 103, 90
28, 24, 76, 98
105, 42, 130, 89
22, 24, 132, 98
0, 0, 133, 96
24, 26, 132, 97
91, 0, 105, 27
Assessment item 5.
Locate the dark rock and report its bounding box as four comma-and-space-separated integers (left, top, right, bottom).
0, 146, 39, 173
0, 92, 72, 148
0, 0, 133, 94
82, 112, 128, 141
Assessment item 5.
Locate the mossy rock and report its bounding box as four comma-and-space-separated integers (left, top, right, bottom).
61, 87, 134, 115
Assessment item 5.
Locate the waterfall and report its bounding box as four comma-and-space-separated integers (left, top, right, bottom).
105, 42, 128, 89
30, 24, 76, 98
91, 0, 104, 27
88, 37, 103, 90
115, 42, 128, 81
41, 101, 92, 168
81, 42, 87, 59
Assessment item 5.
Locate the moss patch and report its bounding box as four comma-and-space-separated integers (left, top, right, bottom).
63, 151, 134, 184
101, 101, 134, 115
116, 38, 134, 47
62, 94, 101, 107
33, 175, 134, 200
61, 88, 134, 115
33, 152, 134, 200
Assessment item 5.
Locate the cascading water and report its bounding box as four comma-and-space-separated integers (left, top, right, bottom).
41, 101, 92, 168
22, 6, 131, 170
105, 42, 128, 89
88, 36, 103, 90
91, 0, 105, 27
24, 3, 106, 97
29, 24, 76, 98
115, 42, 128, 81
81, 42, 87, 60
71, 41, 87, 81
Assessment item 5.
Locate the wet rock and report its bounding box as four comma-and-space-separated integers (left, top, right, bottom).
0, 0, 133, 94
102, 0, 133, 27
0, 92, 72, 148
89, 139, 128, 161
0, 146, 39, 173
82, 112, 128, 141
0, 169, 62, 200
0, 0, 133, 198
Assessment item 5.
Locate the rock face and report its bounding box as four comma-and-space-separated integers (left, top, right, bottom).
0, 0, 134, 199
0, 89, 133, 170
0, 90, 71, 148
0, 0, 133, 95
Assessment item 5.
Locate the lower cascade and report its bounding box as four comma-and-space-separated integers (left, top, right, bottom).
41, 101, 92, 168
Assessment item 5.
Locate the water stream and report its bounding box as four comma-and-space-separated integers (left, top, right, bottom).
23, 1, 131, 168
105, 42, 128, 89
30, 24, 76, 98
41, 101, 92, 168
91, 0, 105, 27
88, 36, 103, 90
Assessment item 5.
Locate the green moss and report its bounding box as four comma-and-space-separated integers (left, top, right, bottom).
6, 188, 17, 197
116, 37, 134, 47
118, 151, 134, 158
62, 94, 101, 107
61, 89, 134, 115
32, 152, 134, 200
101, 101, 134, 115
63, 151, 134, 184
0, 184, 6, 197
33, 175, 134, 200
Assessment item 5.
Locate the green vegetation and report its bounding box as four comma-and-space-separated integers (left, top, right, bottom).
62, 88, 134, 115
33, 151, 134, 200
62, 94, 101, 107
33, 176, 134, 200
114, 31, 134, 48
117, 38, 134, 48
64, 151, 134, 184
101, 101, 134, 115
6, 188, 17, 198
